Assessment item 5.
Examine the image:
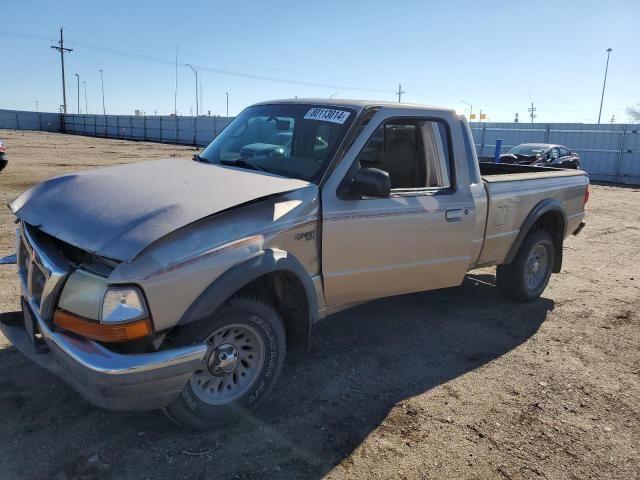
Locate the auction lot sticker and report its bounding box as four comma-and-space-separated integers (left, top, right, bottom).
304, 108, 351, 124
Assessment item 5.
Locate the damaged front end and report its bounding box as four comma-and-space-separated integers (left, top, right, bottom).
1, 221, 207, 410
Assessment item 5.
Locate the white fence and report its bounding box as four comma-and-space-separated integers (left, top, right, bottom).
471, 122, 640, 185
1, 109, 638, 185
0, 109, 62, 132
62, 114, 233, 146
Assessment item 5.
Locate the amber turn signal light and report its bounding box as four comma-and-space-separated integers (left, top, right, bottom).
54, 309, 152, 342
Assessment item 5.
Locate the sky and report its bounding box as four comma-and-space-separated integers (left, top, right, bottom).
1, 0, 638, 122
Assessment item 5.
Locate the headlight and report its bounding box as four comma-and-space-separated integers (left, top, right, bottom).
101, 287, 147, 324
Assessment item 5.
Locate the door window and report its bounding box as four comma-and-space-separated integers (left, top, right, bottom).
355, 119, 451, 190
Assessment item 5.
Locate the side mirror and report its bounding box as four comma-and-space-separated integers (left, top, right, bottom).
352, 168, 391, 198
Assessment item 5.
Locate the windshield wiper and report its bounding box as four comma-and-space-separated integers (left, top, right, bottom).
220, 158, 267, 172
193, 154, 208, 162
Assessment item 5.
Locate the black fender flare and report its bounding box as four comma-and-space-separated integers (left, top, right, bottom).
178, 249, 318, 350
503, 199, 567, 273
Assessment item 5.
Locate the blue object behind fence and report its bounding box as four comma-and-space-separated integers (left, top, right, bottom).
494, 139, 503, 163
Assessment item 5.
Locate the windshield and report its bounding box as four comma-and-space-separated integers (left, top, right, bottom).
507, 145, 548, 156
198, 104, 356, 182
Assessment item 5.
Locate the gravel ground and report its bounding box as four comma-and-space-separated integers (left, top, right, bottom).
0, 129, 638, 480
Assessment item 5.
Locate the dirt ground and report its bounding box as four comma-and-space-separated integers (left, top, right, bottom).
0, 129, 638, 480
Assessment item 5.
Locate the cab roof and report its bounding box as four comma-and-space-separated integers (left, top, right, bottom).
251, 98, 457, 114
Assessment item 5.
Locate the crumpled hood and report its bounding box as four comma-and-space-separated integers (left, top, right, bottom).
10, 158, 309, 261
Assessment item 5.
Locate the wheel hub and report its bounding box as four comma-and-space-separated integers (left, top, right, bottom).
208, 343, 239, 376
189, 323, 265, 406
525, 243, 548, 289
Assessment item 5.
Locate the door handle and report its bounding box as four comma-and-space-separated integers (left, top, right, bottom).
445, 209, 464, 221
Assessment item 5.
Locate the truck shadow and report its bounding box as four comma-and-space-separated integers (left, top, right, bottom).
0, 273, 553, 479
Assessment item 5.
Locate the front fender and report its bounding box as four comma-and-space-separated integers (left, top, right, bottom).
178, 248, 318, 336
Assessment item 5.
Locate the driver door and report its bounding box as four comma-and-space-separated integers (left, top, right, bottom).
321, 109, 476, 308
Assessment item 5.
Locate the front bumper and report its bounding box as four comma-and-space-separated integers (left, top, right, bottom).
1, 299, 207, 411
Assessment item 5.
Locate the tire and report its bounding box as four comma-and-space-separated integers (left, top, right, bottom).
163, 295, 286, 430
496, 229, 554, 303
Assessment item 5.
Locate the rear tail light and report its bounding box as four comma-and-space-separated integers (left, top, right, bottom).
584, 183, 591, 204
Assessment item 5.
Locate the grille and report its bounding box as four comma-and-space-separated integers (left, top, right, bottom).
17, 223, 70, 321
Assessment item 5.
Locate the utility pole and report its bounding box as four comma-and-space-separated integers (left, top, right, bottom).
396, 83, 405, 103
99, 69, 106, 115
528, 102, 537, 123
35, 100, 39, 112
226, 92, 229, 118
598, 48, 613, 124
610, 114, 615, 124
50, 27, 73, 114
514, 113, 519, 123
83, 80, 88, 114
75, 73, 80, 114
186, 64, 199, 116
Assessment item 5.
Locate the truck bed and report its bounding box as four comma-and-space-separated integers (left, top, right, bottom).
479, 162, 586, 183
474, 162, 588, 269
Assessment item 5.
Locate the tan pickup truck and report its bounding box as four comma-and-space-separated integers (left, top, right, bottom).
2, 99, 589, 429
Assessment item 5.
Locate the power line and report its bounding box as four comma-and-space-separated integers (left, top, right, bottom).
50, 27, 72, 114
56, 37, 393, 94
0, 29, 393, 87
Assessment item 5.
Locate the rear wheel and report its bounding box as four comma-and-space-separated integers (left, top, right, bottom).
496, 229, 554, 302
163, 295, 286, 429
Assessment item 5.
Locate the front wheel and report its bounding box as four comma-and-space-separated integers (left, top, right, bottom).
163, 295, 286, 429
496, 229, 554, 302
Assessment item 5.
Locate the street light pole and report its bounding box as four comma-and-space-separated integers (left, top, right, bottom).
99, 69, 106, 115
75, 73, 80, 114
83, 81, 88, 114
186, 64, 199, 116
461, 100, 473, 119
597, 48, 613, 124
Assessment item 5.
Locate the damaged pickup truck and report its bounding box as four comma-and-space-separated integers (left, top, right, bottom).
2, 100, 589, 429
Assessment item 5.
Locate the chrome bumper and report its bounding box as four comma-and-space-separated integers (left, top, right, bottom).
7, 223, 207, 411
1, 302, 207, 411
